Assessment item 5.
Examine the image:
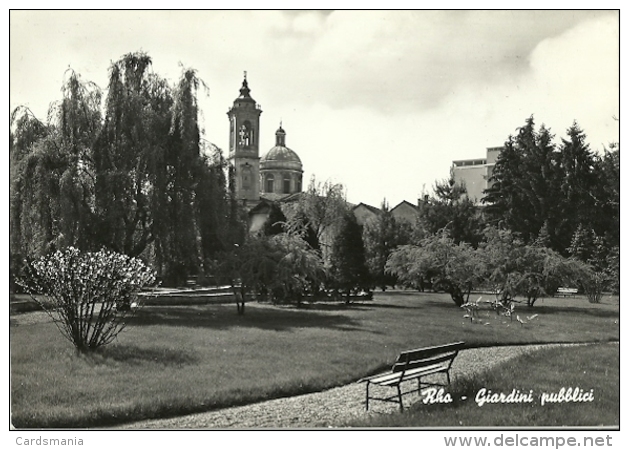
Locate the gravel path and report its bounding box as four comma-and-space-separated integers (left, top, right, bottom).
114, 343, 584, 430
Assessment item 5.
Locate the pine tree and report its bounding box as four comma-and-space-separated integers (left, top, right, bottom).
555, 122, 599, 252
196, 142, 234, 261
328, 211, 369, 299
418, 174, 483, 247
595, 143, 620, 249
363, 200, 402, 290
484, 116, 562, 248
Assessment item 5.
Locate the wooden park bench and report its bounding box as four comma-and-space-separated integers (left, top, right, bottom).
358, 341, 464, 411
556, 287, 578, 297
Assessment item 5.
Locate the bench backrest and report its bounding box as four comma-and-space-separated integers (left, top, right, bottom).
392, 341, 465, 373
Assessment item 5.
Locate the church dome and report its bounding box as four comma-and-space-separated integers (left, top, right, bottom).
260, 125, 303, 172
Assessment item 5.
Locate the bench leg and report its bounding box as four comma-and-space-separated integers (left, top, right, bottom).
365, 381, 370, 411
397, 385, 404, 412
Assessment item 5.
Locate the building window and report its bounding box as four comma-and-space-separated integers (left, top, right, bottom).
265, 174, 275, 193
239, 121, 254, 147
296, 176, 302, 192
283, 175, 291, 194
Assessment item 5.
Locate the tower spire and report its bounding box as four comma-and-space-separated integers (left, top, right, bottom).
239, 71, 251, 99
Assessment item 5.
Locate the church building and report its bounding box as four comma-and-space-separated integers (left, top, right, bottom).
225, 74, 419, 234
227, 74, 303, 212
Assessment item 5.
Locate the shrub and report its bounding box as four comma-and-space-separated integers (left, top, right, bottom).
479, 227, 592, 308
17, 247, 156, 352
386, 231, 484, 306
580, 270, 608, 304
213, 234, 325, 313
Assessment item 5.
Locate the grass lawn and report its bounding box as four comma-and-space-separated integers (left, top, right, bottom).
345, 343, 619, 428
9, 291, 619, 428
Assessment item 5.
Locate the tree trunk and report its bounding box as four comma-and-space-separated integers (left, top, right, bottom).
449, 288, 465, 307
233, 286, 246, 315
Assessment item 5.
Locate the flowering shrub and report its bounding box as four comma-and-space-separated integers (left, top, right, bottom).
17, 247, 156, 352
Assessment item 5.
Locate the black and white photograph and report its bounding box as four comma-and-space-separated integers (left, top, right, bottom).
8, 7, 622, 446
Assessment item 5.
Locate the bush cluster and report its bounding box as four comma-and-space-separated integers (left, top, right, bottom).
18, 247, 156, 352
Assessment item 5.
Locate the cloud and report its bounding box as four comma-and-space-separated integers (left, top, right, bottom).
526, 15, 620, 146
255, 10, 616, 115
279, 13, 620, 206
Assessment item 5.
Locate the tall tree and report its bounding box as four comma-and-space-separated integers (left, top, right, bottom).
155, 67, 207, 285
93, 52, 170, 257
10, 107, 51, 260
54, 70, 102, 251
418, 174, 484, 247
363, 200, 407, 290
11, 52, 244, 289
554, 122, 600, 252
483, 116, 562, 248
328, 210, 369, 299
196, 141, 235, 261
484, 116, 619, 258
595, 142, 620, 249
10, 70, 102, 259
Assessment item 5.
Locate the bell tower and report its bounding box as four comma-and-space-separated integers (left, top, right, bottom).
227, 72, 263, 206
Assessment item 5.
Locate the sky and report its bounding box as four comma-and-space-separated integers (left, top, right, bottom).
9, 9, 620, 207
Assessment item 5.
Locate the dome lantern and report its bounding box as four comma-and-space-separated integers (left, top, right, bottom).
260, 124, 303, 198
275, 123, 286, 146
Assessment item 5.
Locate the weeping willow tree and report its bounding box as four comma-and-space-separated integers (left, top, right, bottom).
10, 70, 102, 260
11, 51, 235, 287
92, 52, 170, 258
92, 53, 233, 284
54, 70, 102, 250
10, 107, 51, 260
12, 139, 62, 259
154, 67, 207, 285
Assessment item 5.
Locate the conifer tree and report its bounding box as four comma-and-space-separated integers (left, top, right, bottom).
362, 200, 403, 290
418, 175, 483, 247
196, 142, 233, 260
328, 210, 369, 299
555, 123, 600, 252
484, 116, 562, 248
